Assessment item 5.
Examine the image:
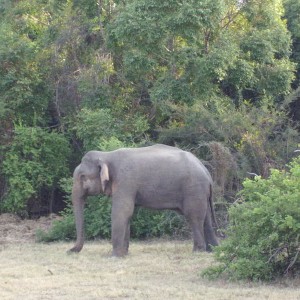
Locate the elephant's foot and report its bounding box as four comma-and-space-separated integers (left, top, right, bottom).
67, 244, 83, 254
112, 247, 128, 257
193, 244, 206, 252
205, 244, 214, 252
205, 240, 219, 252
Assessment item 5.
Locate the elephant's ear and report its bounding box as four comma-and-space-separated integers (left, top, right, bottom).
99, 160, 109, 192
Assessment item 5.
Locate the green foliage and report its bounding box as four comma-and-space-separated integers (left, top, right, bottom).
0, 24, 48, 123
108, 0, 294, 107
284, 0, 300, 86
160, 100, 299, 180
73, 108, 149, 151
131, 209, 188, 239
108, 0, 226, 105
0, 0, 52, 125
203, 156, 300, 281
74, 108, 117, 150
1, 124, 70, 214
98, 137, 127, 152
36, 210, 76, 242
84, 196, 112, 239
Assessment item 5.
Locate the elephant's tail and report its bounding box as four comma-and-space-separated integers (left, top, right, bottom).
209, 184, 219, 230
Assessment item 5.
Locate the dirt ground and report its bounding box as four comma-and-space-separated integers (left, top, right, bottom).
1, 214, 300, 300
0, 213, 62, 244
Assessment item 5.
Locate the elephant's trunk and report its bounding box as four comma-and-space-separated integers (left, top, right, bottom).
68, 182, 86, 253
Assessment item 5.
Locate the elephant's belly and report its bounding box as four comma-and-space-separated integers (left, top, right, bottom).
135, 189, 183, 210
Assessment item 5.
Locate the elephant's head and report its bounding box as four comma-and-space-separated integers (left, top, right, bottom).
68, 152, 110, 253
74, 155, 110, 197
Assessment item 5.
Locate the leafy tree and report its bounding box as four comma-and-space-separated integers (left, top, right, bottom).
0, 23, 49, 125
283, 0, 300, 125
108, 0, 294, 112
284, 0, 300, 87
108, 0, 228, 107
0, 0, 58, 125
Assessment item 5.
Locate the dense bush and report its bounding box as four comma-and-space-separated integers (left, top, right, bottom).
1, 125, 70, 215
160, 101, 299, 177
203, 155, 300, 281
73, 108, 149, 151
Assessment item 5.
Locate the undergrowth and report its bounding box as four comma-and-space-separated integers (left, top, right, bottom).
203, 155, 300, 281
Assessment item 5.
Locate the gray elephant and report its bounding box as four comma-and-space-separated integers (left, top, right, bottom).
69, 144, 218, 256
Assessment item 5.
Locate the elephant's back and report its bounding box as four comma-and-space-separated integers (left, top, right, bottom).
112, 144, 211, 181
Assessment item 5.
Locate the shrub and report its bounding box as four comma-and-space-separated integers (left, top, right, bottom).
1, 124, 70, 214
36, 211, 76, 242
131, 208, 188, 239
203, 155, 300, 281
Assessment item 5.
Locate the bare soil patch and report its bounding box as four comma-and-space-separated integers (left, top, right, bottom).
0, 213, 61, 244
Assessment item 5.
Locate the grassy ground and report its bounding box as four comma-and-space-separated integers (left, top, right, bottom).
1, 240, 300, 300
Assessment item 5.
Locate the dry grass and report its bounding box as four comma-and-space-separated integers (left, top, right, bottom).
0, 240, 300, 300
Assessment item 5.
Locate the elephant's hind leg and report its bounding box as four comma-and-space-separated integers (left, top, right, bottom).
204, 209, 219, 251
184, 210, 206, 251
183, 195, 208, 251
190, 218, 206, 251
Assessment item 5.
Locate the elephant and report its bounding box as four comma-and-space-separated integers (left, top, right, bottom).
68, 144, 219, 257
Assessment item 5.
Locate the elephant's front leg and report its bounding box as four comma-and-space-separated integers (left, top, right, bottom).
111, 198, 134, 257
124, 223, 130, 253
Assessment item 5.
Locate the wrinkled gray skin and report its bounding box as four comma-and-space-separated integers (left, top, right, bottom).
69, 144, 218, 257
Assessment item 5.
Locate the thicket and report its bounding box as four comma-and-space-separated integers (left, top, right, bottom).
203, 155, 300, 281
0, 0, 300, 279
1, 124, 70, 215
